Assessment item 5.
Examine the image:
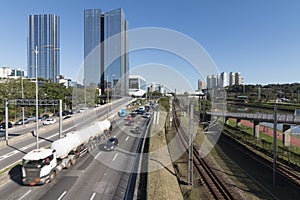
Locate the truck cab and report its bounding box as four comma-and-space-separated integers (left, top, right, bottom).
22, 148, 57, 185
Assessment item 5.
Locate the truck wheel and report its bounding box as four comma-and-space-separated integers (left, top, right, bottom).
71, 157, 77, 165
66, 160, 71, 169
50, 171, 57, 182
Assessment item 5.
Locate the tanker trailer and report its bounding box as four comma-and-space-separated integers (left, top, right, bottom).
22, 120, 111, 185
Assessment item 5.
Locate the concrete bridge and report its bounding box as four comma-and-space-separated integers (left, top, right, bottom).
207, 111, 300, 146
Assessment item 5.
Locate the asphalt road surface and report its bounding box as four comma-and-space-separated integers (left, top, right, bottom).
0, 97, 154, 200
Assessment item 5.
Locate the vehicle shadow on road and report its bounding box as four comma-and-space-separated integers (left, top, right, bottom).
8, 164, 22, 186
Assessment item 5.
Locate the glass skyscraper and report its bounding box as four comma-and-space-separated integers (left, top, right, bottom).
84, 8, 128, 96
27, 14, 60, 82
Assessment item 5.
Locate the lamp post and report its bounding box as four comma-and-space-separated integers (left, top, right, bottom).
34, 46, 39, 149
107, 75, 109, 118
21, 71, 25, 127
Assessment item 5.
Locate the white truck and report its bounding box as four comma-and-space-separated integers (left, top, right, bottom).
22, 120, 111, 186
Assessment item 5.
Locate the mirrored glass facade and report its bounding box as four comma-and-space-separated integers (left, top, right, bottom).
27, 14, 60, 82
84, 8, 128, 96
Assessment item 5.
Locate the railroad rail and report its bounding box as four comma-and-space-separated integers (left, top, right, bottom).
222, 127, 300, 189
172, 102, 235, 200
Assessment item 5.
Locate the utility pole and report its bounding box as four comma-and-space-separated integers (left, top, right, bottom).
59, 100, 62, 138
35, 46, 39, 149
21, 73, 25, 127
273, 100, 278, 186
5, 100, 8, 144
188, 99, 194, 186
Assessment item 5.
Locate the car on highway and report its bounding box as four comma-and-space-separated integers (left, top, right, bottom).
129, 111, 137, 117
15, 118, 29, 125
142, 112, 151, 118
41, 114, 50, 120
0, 122, 13, 129
27, 116, 36, 122
103, 137, 119, 151
43, 118, 56, 125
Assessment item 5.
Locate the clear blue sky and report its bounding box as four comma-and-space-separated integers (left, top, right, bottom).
1, 0, 300, 90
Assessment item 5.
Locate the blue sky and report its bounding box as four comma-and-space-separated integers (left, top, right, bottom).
1, 0, 300, 90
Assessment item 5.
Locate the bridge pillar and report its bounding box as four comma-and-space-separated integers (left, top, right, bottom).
282, 124, 291, 147
254, 121, 260, 138
236, 118, 241, 128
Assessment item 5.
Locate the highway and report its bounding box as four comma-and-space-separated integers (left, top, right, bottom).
0, 97, 132, 171
0, 113, 149, 200
0, 98, 148, 199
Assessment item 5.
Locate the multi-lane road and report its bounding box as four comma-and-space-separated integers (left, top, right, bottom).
0, 97, 150, 200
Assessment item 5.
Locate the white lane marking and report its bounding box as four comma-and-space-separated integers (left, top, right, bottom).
57, 191, 67, 200
152, 112, 156, 125
18, 190, 32, 200
90, 193, 96, 200
94, 152, 102, 160
125, 136, 129, 141
112, 153, 118, 161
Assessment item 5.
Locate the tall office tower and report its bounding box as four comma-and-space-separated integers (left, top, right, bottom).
27, 14, 60, 82
212, 75, 218, 88
229, 72, 235, 86
220, 72, 228, 87
84, 9, 102, 88
197, 80, 206, 91
235, 72, 244, 85
84, 8, 129, 96
206, 75, 212, 89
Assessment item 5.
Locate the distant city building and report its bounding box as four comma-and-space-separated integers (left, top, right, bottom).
235, 72, 244, 85
212, 75, 218, 88
206, 75, 212, 89
84, 8, 129, 96
0, 67, 12, 78
220, 72, 228, 87
58, 75, 72, 88
128, 75, 147, 96
27, 14, 60, 82
197, 80, 206, 91
0, 67, 27, 78
229, 72, 235, 86
228, 72, 244, 86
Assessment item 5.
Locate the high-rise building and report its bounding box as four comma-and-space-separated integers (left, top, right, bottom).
235, 72, 244, 85
220, 72, 228, 87
229, 72, 235, 86
84, 8, 129, 96
27, 14, 60, 82
197, 80, 206, 91
206, 75, 212, 89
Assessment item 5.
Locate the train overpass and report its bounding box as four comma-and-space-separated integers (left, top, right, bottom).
207, 111, 300, 146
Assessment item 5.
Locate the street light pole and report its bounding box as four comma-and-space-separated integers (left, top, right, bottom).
107, 75, 109, 118
21, 72, 25, 127
34, 46, 39, 149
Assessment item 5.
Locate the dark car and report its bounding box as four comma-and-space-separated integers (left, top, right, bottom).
103, 137, 119, 151
129, 111, 137, 117
62, 110, 73, 116
0, 122, 13, 129
42, 114, 50, 119
15, 118, 29, 125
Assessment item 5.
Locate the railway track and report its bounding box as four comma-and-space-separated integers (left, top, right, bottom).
222, 127, 300, 189
172, 103, 235, 200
